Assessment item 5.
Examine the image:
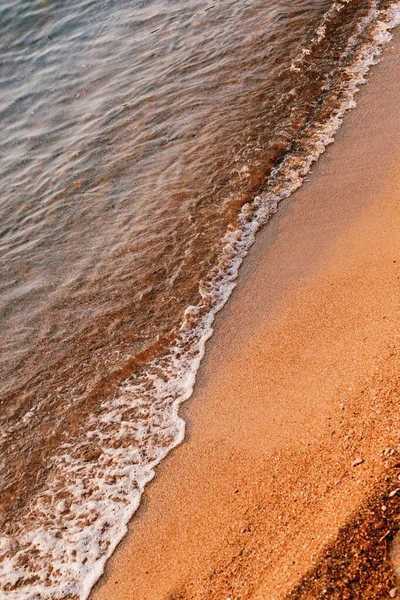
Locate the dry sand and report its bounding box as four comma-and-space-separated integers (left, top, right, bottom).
91, 29, 400, 600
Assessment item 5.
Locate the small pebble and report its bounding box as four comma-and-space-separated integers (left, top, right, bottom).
389, 588, 397, 598
352, 458, 364, 467
389, 488, 400, 498
382, 505, 387, 512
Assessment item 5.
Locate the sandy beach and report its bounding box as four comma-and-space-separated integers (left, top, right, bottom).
91, 28, 400, 600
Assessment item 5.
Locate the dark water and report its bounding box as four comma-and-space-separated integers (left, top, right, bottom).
0, 0, 399, 597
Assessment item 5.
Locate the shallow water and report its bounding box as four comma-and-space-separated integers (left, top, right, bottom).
1, 0, 399, 598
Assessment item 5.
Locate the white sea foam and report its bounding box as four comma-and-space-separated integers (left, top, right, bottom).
1, 2, 400, 598
290, 0, 348, 72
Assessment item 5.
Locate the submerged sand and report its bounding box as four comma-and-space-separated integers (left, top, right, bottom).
91, 29, 400, 600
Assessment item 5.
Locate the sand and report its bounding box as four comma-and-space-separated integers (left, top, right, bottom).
91, 29, 400, 600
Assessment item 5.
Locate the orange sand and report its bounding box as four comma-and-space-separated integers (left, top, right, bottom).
91, 30, 400, 600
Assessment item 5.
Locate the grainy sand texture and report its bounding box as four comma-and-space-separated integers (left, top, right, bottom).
91, 29, 400, 600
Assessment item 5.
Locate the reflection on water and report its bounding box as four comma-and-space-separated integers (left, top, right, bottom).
0, 0, 331, 510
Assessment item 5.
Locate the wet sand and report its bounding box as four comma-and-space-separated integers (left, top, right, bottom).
91, 29, 400, 600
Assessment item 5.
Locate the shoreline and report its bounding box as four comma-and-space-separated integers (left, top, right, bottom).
91, 27, 400, 600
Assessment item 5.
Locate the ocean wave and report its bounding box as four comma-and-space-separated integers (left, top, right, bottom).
1, 1, 399, 598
